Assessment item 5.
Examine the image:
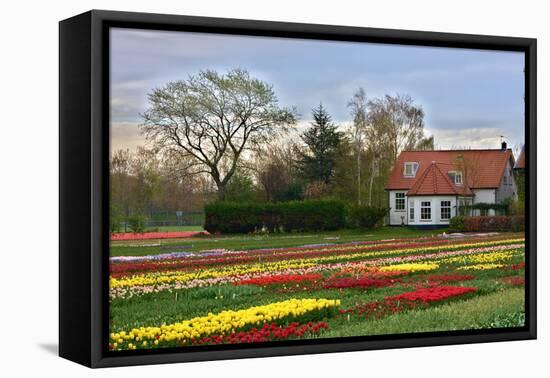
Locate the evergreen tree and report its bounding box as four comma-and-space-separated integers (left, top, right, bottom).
298, 104, 343, 184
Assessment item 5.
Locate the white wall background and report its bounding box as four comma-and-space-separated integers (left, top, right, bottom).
0, 0, 547, 376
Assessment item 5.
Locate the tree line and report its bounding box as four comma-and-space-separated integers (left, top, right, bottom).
110, 68, 433, 225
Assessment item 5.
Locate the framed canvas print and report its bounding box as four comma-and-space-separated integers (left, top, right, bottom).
59, 10, 536, 368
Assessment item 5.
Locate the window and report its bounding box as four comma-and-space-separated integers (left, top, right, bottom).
420, 201, 431, 220
440, 200, 451, 220
448, 171, 463, 185
395, 192, 405, 210
404, 162, 419, 177
409, 201, 415, 221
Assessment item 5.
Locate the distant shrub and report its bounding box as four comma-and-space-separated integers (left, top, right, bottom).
449, 215, 524, 232
127, 214, 147, 233
348, 206, 387, 229
204, 200, 346, 234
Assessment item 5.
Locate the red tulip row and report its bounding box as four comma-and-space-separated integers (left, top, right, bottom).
390, 286, 477, 303
340, 286, 478, 318
233, 273, 323, 286
190, 321, 330, 346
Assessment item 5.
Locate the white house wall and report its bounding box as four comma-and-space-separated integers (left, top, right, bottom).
407, 196, 457, 226
388, 190, 408, 225
388, 192, 458, 226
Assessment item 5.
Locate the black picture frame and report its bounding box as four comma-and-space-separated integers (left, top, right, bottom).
59, 9, 537, 368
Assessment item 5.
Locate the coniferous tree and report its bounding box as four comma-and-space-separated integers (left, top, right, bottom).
298, 103, 343, 184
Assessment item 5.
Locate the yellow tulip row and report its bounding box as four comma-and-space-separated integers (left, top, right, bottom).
110, 259, 317, 288
110, 298, 340, 350
379, 263, 439, 272
440, 249, 521, 265
457, 263, 505, 271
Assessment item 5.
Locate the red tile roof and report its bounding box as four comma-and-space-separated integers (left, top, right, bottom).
407, 162, 473, 196
514, 146, 525, 169
385, 149, 515, 192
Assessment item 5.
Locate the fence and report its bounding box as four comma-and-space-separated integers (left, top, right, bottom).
118, 211, 205, 232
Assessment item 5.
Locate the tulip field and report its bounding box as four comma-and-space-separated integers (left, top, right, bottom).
109, 231, 525, 351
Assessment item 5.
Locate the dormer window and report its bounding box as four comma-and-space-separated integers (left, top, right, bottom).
404, 162, 419, 177
448, 171, 463, 185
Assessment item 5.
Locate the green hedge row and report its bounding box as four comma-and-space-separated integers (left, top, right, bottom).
204, 200, 347, 234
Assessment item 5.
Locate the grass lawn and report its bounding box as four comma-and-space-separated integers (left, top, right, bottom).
110, 226, 449, 257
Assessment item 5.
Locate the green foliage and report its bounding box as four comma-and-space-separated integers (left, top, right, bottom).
273, 182, 304, 202
110, 204, 123, 233
348, 206, 388, 229
127, 214, 147, 233
462, 202, 509, 215
449, 216, 466, 231
515, 170, 525, 203
224, 172, 259, 202
204, 200, 346, 234
297, 104, 343, 184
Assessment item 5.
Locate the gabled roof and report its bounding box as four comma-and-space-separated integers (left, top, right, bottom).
514, 145, 525, 169
407, 162, 473, 196
385, 149, 515, 191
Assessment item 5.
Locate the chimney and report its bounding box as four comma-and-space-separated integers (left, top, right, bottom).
501, 141, 507, 150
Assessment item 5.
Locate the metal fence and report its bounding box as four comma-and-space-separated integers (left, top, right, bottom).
145, 211, 205, 227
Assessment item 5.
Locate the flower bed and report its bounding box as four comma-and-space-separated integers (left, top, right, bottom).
234, 273, 323, 286
340, 286, 477, 318
110, 298, 340, 350
189, 321, 330, 346
111, 231, 209, 241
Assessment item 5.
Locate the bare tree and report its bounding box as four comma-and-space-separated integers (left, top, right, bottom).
347, 88, 368, 205
368, 94, 425, 164
141, 69, 297, 200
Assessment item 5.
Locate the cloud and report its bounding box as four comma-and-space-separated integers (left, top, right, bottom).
426, 127, 513, 150
109, 28, 525, 152
110, 122, 146, 151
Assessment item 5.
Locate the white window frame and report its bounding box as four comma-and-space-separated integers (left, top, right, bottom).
395, 192, 405, 211
409, 201, 415, 221
420, 201, 431, 221
440, 200, 451, 220
449, 171, 463, 185
404, 162, 419, 177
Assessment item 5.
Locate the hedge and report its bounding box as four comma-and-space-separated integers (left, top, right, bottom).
449, 215, 524, 232
348, 206, 388, 229
204, 200, 346, 234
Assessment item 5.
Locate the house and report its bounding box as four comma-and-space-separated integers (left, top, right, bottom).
384, 142, 517, 227
514, 145, 525, 170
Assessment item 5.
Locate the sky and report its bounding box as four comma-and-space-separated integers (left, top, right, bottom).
110, 27, 525, 153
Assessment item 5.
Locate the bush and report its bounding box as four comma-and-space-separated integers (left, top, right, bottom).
348, 206, 387, 229
449, 216, 466, 231
449, 215, 524, 232
127, 214, 147, 233
204, 200, 346, 234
